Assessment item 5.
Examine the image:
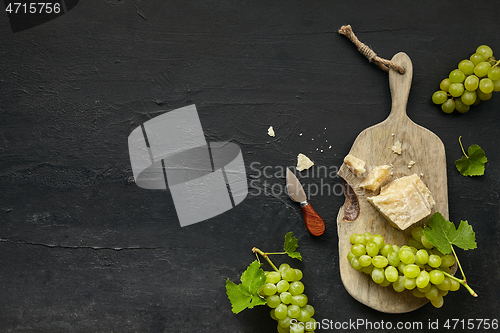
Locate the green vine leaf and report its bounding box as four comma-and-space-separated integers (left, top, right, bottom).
225, 260, 266, 314
284, 231, 302, 261
455, 137, 487, 176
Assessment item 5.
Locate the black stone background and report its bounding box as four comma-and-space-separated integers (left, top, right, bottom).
1, 1, 499, 332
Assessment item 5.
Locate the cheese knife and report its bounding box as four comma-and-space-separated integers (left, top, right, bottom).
286, 168, 326, 236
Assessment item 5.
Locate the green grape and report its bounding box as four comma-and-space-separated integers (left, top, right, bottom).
449, 279, 460, 292
438, 289, 448, 297
464, 74, 479, 91
298, 308, 312, 322
428, 254, 442, 268
303, 304, 315, 316
277, 280, 290, 293
278, 316, 292, 328
267, 295, 281, 308
280, 291, 293, 304
416, 270, 430, 289
403, 277, 416, 290
372, 234, 385, 249
418, 283, 432, 293
366, 241, 379, 257
408, 237, 424, 250
411, 227, 424, 241
384, 265, 399, 283
474, 62, 492, 77
409, 246, 418, 255
349, 233, 360, 244
470, 53, 485, 65
270, 309, 278, 320
399, 249, 415, 265
278, 324, 291, 333
431, 295, 444, 308
458, 59, 475, 75
362, 264, 374, 275
436, 277, 452, 291
379, 278, 391, 287
449, 69, 466, 83
359, 255, 373, 267
488, 67, 500, 81
477, 89, 493, 101
275, 303, 288, 319
415, 249, 429, 265
479, 78, 494, 93
346, 251, 355, 263
387, 250, 400, 267
355, 235, 367, 245
449, 83, 464, 97
397, 262, 406, 274
363, 232, 373, 242
290, 324, 305, 333
351, 244, 366, 257
380, 244, 393, 257
440, 78, 452, 92
412, 288, 426, 298
350, 257, 362, 270
494, 79, 500, 92
263, 283, 277, 296
441, 99, 455, 113
282, 267, 297, 282
393, 276, 405, 292
372, 255, 389, 268
461, 90, 477, 105
432, 90, 448, 104
425, 285, 439, 301
455, 99, 470, 113
420, 235, 433, 249
266, 271, 282, 284
403, 264, 420, 278
440, 254, 455, 268
289, 281, 305, 296
392, 245, 400, 253
429, 269, 445, 285
291, 294, 308, 307
305, 318, 317, 332
279, 263, 291, 274
287, 304, 301, 319
371, 267, 385, 284
476, 45, 493, 59
294, 269, 303, 281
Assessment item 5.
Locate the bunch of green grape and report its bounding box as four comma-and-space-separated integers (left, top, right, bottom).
432, 45, 500, 113
261, 264, 317, 333
347, 228, 459, 308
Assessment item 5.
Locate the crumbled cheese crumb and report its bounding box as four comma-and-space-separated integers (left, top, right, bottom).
296, 153, 314, 171
408, 160, 416, 168
391, 141, 402, 154
267, 126, 275, 137
344, 154, 366, 176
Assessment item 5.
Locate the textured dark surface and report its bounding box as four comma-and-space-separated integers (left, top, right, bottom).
1, 1, 499, 332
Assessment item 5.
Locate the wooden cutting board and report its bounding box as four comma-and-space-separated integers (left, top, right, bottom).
336, 52, 451, 313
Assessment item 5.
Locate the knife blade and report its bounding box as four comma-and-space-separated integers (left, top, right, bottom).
286, 168, 325, 236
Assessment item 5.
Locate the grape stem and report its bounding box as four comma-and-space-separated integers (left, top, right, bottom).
439, 269, 477, 297
458, 136, 468, 158
493, 59, 500, 68
252, 247, 280, 272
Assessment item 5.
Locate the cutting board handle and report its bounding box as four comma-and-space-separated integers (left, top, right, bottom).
387, 52, 413, 123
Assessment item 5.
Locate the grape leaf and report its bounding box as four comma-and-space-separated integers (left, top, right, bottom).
225, 260, 266, 314
423, 212, 477, 255
284, 231, 302, 261
455, 144, 487, 176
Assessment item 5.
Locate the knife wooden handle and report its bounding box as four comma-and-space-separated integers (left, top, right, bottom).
301, 203, 325, 236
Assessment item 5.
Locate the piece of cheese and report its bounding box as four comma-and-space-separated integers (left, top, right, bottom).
391, 141, 402, 154
367, 174, 435, 230
360, 165, 391, 191
344, 154, 366, 176
296, 153, 314, 171
268, 126, 275, 137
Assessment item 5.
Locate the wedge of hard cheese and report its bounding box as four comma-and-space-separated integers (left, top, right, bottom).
367, 174, 436, 230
